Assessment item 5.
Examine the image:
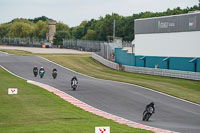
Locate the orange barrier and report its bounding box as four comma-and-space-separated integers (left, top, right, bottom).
42, 45, 46, 48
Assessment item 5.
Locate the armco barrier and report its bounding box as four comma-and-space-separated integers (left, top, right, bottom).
124, 65, 200, 81
92, 53, 119, 70
92, 53, 200, 80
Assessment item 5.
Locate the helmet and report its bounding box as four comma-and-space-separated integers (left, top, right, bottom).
34, 66, 37, 68
41, 67, 44, 69
150, 102, 154, 106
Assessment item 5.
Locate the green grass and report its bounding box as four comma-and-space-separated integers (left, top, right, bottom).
0, 49, 33, 56
1, 49, 200, 105
0, 67, 151, 133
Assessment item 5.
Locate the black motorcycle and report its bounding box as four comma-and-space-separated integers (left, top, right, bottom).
71, 80, 78, 91
33, 68, 38, 77
142, 106, 154, 121
52, 71, 57, 79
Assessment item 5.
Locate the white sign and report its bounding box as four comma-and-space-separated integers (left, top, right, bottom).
8, 88, 18, 94
95, 127, 110, 133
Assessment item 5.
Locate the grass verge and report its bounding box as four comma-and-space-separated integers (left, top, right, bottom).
0, 49, 33, 55
0, 67, 151, 133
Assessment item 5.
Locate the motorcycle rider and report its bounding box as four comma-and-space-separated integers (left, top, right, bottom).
39, 66, 45, 72
33, 66, 38, 76
39, 67, 45, 75
52, 67, 57, 79
52, 68, 57, 73
143, 102, 155, 115
71, 76, 78, 86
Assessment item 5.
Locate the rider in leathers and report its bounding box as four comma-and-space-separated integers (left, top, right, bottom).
71, 76, 78, 86
143, 102, 155, 115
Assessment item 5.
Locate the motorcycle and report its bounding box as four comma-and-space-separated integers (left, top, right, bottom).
142, 106, 154, 121
71, 80, 78, 91
39, 70, 45, 78
52, 71, 57, 79
33, 69, 38, 77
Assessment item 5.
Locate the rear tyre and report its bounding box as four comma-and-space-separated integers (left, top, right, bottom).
146, 114, 152, 121
143, 113, 147, 121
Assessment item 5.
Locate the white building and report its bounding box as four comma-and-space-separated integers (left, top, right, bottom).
134, 12, 200, 57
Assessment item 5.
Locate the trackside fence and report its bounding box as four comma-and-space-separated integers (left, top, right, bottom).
92, 53, 119, 70
63, 39, 102, 52
0, 37, 43, 47
92, 53, 200, 81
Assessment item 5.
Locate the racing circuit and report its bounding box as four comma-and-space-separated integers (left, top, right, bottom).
0, 51, 200, 133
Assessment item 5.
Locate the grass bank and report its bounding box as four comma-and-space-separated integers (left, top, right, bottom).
0, 67, 151, 133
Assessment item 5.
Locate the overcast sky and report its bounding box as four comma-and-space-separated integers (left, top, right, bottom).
0, 0, 199, 27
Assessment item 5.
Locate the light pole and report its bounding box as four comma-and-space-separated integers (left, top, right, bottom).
113, 20, 115, 38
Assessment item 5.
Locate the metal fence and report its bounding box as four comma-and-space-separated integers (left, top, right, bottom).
63, 39, 131, 60
0, 37, 44, 47
97, 42, 122, 61
63, 39, 103, 52
92, 52, 200, 81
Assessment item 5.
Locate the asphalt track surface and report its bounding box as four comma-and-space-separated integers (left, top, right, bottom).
0, 52, 200, 133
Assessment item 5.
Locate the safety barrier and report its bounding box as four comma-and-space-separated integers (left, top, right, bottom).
92, 53, 119, 70
123, 65, 200, 81
92, 53, 200, 81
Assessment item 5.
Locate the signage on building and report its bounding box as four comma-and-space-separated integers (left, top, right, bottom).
135, 12, 200, 34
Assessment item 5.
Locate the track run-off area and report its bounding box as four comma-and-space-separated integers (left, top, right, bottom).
0, 50, 200, 133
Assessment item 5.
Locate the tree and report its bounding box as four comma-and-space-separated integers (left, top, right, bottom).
35, 20, 48, 39
56, 22, 70, 32
8, 22, 34, 38
53, 31, 70, 45
82, 29, 97, 40
0, 24, 10, 37
1, 4, 200, 41
71, 26, 85, 39
28, 16, 49, 23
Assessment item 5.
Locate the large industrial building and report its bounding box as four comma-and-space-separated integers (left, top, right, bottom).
134, 12, 200, 57
115, 12, 200, 72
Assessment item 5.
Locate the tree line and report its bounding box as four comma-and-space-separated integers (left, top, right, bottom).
0, 5, 199, 45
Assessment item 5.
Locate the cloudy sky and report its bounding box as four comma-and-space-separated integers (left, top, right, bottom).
0, 0, 199, 27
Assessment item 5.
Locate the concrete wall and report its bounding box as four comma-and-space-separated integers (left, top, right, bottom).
92, 53, 119, 70
115, 48, 135, 66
